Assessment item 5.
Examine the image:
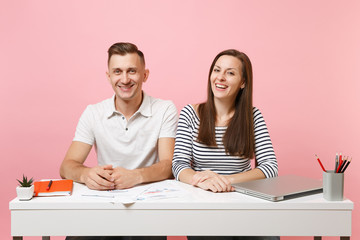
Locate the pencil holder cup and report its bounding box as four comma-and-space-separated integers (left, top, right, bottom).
323, 171, 344, 201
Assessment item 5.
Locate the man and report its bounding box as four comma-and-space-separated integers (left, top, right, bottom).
60, 42, 177, 240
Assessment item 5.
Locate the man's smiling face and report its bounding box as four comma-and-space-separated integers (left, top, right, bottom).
106, 53, 149, 104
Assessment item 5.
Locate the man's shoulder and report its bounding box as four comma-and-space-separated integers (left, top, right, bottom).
83, 96, 114, 116
146, 94, 176, 111
90, 96, 113, 107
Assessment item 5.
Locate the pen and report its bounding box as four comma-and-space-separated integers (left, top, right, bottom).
334, 153, 338, 172
339, 153, 342, 161
315, 154, 326, 172
339, 156, 348, 173
341, 157, 352, 173
336, 153, 343, 173
46, 180, 53, 191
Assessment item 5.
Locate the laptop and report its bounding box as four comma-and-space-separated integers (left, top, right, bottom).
232, 175, 323, 201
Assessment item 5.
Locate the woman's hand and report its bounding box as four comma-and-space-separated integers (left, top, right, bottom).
191, 170, 234, 192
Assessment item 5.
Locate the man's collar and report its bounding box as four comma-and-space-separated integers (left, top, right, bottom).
106, 95, 117, 118
106, 92, 152, 118
136, 92, 152, 117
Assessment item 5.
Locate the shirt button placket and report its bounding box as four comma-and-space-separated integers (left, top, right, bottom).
120, 115, 128, 131
123, 116, 128, 131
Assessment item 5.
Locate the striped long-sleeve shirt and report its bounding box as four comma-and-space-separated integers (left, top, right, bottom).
172, 104, 278, 180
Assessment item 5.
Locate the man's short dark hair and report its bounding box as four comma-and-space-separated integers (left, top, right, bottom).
107, 42, 145, 66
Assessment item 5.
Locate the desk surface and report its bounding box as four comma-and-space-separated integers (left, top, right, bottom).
10, 179, 353, 210
10, 180, 354, 237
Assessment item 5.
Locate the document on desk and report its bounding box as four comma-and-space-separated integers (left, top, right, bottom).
80, 184, 149, 204
136, 180, 187, 201
80, 180, 188, 203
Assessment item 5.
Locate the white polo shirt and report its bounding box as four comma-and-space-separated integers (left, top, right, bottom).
73, 92, 178, 169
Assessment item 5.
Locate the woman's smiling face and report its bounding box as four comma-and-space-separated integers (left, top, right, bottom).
210, 55, 244, 102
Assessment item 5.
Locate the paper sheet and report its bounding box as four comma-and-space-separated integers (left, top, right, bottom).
80, 180, 188, 203
135, 180, 186, 201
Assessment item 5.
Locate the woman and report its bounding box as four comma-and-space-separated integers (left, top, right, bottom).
172, 49, 279, 240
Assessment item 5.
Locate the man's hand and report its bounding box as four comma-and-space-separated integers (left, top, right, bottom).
191, 170, 234, 192
111, 167, 142, 189
81, 164, 115, 190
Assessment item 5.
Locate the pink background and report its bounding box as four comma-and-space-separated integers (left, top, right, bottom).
1, 1, 359, 239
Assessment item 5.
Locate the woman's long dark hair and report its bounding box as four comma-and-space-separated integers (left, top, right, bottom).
197, 49, 254, 159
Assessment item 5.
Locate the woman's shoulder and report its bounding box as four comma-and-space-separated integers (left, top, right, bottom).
180, 104, 200, 120
252, 106, 267, 123
181, 104, 197, 113
252, 106, 260, 113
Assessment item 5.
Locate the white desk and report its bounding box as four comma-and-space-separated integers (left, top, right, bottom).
10, 180, 353, 240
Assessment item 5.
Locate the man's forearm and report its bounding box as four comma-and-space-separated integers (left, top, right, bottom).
60, 160, 88, 183
60, 141, 93, 183
137, 160, 173, 184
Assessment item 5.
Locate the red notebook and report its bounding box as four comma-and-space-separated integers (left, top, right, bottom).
34, 179, 73, 196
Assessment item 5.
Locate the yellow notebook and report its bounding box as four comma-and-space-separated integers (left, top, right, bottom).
34, 179, 73, 196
